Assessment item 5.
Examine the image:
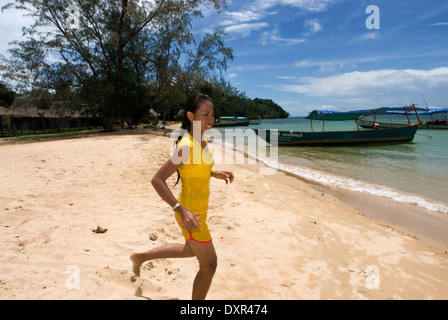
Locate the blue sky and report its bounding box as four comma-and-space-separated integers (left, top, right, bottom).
1, 0, 448, 116
194, 0, 448, 115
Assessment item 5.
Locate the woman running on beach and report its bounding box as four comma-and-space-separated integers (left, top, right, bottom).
130, 93, 234, 300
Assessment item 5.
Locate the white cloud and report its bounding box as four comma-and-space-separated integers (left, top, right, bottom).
304, 18, 323, 35
232, 64, 278, 72
357, 31, 380, 42
427, 22, 448, 27
224, 22, 269, 37
261, 28, 306, 46
278, 99, 301, 106
294, 59, 315, 68
220, 0, 337, 39
294, 58, 349, 73
0, 9, 34, 58
222, 10, 264, 25
255, 0, 339, 12
277, 76, 298, 80
275, 67, 448, 107
315, 104, 338, 111
279, 67, 448, 96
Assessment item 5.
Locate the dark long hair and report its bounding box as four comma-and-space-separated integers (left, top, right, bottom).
174, 93, 213, 186
177, 93, 213, 141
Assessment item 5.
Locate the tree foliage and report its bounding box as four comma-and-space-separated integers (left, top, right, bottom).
2, 0, 231, 130
200, 79, 289, 120
0, 83, 16, 107
1, 0, 289, 127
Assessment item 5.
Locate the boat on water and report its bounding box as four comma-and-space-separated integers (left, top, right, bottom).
424, 119, 448, 129
251, 110, 419, 146
357, 118, 410, 129
213, 116, 250, 128
358, 104, 424, 129
423, 108, 448, 129
382, 106, 448, 130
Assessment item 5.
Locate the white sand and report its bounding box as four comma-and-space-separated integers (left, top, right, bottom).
0, 131, 447, 300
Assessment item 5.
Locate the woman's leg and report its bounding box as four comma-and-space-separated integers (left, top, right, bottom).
188, 241, 218, 300
130, 242, 195, 277
130, 241, 217, 300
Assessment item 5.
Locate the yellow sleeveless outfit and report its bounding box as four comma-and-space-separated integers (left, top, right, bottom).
175, 134, 214, 243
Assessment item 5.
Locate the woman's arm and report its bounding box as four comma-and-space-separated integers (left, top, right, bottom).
151, 146, 201, 231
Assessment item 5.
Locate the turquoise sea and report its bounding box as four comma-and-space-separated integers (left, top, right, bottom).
215, 115, 448, 216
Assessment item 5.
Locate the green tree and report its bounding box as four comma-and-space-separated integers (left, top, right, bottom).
0, 83, 16, 107
2, 0, 228, 131
199, 78, 289, 120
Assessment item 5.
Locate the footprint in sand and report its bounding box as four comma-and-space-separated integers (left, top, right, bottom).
149, 232, 158, 241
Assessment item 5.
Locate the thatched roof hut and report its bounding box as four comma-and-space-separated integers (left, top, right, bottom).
1, 96, 103, 136
0, 106, 24, 118
8, 96, 96, 119
10, 97, 68, 119
0, 107, 11, 117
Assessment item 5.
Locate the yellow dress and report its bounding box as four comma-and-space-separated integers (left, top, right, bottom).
175, 134, 214, 243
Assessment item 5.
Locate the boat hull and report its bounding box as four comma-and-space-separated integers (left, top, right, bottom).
357, 119, 409, 129
213, 120, 250, 128
358, 119, 448, 130
251, 126, 419, 145
424, 121, 448, 129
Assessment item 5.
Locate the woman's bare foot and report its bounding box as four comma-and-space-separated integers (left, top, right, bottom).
130, 253, 143, 281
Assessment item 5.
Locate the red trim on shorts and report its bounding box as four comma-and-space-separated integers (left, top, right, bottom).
187, 231, 213, 244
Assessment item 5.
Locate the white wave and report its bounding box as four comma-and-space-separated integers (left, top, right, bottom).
274, 161, 448, 215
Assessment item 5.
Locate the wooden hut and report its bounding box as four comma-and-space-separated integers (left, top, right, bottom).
3, 96, 102, 136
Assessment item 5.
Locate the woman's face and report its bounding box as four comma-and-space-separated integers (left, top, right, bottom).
188, 100, 215, 135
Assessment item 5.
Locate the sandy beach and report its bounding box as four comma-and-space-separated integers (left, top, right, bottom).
1, 129, 447, 300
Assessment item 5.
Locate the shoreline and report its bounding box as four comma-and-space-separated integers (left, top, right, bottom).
314, 182, 448, 246
1, 131, 447, 300
269, 157, 448, 215
273, 168, 448, 247
235, 135, 448, 246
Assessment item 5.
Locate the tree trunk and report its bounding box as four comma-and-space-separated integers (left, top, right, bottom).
104, 108, 115, 132
104, 0, 128, 132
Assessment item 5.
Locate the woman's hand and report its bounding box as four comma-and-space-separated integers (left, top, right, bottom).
212, 171, 235, 185
177, 206, 201, 231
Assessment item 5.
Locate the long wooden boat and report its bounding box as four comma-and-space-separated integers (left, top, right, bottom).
384, 106, 448, 130
357, 119, 410, 129
424, 119, 448, 129
251, 110, 419, 146
251, 126, 419, 145
213, 116, 250, 128
358, 104, 423, 129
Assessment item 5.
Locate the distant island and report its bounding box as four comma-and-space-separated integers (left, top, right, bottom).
211, 97, 289, 120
